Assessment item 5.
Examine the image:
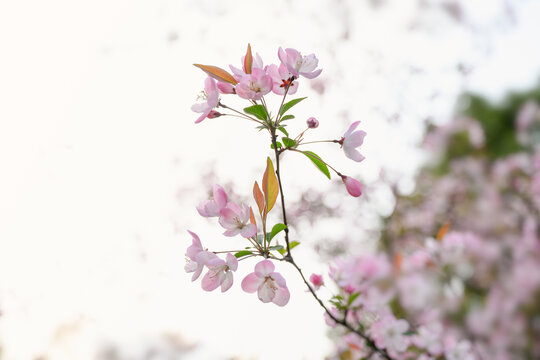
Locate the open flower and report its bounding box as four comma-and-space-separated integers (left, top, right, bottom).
278, 47, 322, 79
184, 231, 217, 281
230, 52, 264, 80
235, 68, 273, 101
201, 253, 238, 292
341, 175, 363, 197
340, 121, 366, 162
267, 63, 298, 95
219, 202, 257, 238
196, 184, 228, 218
191, 77, 220, 124
241, 259, 290, 306
371, 315, 410, 354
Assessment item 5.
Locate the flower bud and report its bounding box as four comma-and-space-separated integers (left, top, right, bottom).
207, 110, 223, 119
309, 273, 324, 290
306, 117, 319, 128
341, 175, 363, 197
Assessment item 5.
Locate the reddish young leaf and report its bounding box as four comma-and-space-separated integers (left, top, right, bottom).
253, 181, 265, 215
436, 221, 451, 242
193, 64, 238, 85
244, 43, 253, 75
249, 206, 257, 227
262, 157, 279, 214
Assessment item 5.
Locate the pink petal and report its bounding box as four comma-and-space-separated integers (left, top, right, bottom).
300, 68, 322, 79
242, 273, 263, 293
271, 272, 287, 287
240, 223, 257, 238
221, 272, 234, 292
255, 259, 275, 277
194, 110, 210, 124
345, 131, 366, 147
272, 286, 290, 306
344, 148, 365, 162
343, 121, 361, 138
201, 270, 221, 292
223, 228, 240, 237
213, 184, 228, 208
225, 253, 238, 271
257, 283, 276, 303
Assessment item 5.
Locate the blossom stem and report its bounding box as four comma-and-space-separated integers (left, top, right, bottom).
219, 102, 264, 125
297, 139, 340, 145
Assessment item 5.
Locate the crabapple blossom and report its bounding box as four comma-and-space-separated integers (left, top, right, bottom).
278, 47, 322, 79
309, 273, 324, 290
230, 52, 264, 80
191, 76, 219, 123
196, 184, 228, 217
184, 230, 217, 281
241, 259, 290, 306
340, 121, 366, 162
306, 117, 319, 128
266, 63, 298, 95
235, 68, 273, 101
445, 340, 475, 360
413, 323, 444, 355
370, 315, 410, 355
218, 202, 257, 238
341, 175, 363, 197
201, 253, 238, 292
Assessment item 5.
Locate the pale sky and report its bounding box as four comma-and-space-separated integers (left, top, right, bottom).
1, 1, 540, 359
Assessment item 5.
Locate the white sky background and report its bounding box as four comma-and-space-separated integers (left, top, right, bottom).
1, 0, 540, 359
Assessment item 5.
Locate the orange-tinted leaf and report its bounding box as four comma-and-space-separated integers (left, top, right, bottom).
193, 64, 238, 85
249, 206, 257, 226
436, 221, 451, 242
253, 181, 265, 215
244, 43, 253, 75
262, 157, 279, 214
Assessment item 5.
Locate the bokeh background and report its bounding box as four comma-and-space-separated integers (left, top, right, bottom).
1, 0, 540, 359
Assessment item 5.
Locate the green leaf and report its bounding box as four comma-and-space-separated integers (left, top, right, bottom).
278, 240, 300, 255
279, 97, 307, 116
270, 141, 282, 149
269, 223, 287, 241
289, 241, 300, 250
244, 105, 268, 121
282, 137, 297, 148
302, 151, 331, 179
234, 250, 253, 258
280, 114, 295, 121
269, 245, 284, 251
277, 126, 289, 137
257, 234, 265, 244
347, 292, 360, 306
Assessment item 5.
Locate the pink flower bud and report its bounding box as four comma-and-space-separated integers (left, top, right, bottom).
342, 176, 363, 197
309, 273, 324, 290
306, 117, 319, 128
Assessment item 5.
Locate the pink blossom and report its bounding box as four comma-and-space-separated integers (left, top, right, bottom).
341, 175, 363, 197
278, 47, 322, 79
412, 323, 444, 355
309, 273, 324, 290
229, 52, 264, 80
201, 253, 238, 292
340, 121, 366, 162
191, 77, 219, 123
445, 340, 475, 360
184, 231, 217, 281
217, 81, 235, 94
235, 68, 273, 101
371, 315, 410, 354
196, 184, 228, 217
266, 63, 298, 95
241, 259, 290, 306
219, 202, 257, 238
306, 117, 319, 128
